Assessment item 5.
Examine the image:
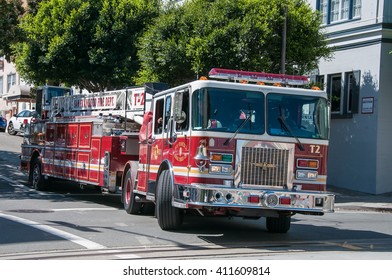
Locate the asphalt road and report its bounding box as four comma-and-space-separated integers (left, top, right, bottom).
1, 131, 392, 260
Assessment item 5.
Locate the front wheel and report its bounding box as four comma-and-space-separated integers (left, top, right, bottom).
8, 122, 17, 135
156, 170, 183, 230
266, 216, 291, 233
31, 158, 47, 191
123, 169, 142, 214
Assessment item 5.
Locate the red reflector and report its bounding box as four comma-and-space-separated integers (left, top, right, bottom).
23, 119, 28, 124
248, 196, 260, 203
279, 197, 291, 205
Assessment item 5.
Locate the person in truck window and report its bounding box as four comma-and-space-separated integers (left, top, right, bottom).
154, 99, 164, 134
207, 119, 222, 128
156, 117, 163, 133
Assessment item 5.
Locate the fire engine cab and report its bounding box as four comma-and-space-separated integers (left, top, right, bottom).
20, 68, 334, 233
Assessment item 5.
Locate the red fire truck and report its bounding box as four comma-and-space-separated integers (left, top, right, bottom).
20, 68, 334, 233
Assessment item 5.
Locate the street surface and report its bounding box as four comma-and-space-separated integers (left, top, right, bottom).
1, 132, 392, 260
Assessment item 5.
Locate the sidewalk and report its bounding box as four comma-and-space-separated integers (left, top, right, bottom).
328, 185, 392, 213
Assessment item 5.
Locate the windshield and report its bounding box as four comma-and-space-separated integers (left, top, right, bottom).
192, 87, 264, 134
267, 93, 329, 140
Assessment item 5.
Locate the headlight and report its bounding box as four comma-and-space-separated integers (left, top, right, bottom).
296, 170, 318, 180
209, 164, 232, 174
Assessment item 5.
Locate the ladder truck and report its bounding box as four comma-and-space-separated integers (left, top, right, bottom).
20, 69, 335, 233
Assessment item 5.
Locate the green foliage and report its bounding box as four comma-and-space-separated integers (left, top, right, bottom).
0, 0, 24, 61
137, 0, 333, 86
26, 0, 44, 15
14, 0, 160, 92
11, 0, 332, 90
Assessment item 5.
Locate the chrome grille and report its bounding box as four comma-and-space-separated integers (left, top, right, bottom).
241, 147, 289, 186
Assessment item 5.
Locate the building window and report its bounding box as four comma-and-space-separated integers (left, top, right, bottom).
317, 0, 361, 24
330, 0, 340, 22
327, 71, 361, 118
7, 73, 16, 92
353, 0, 361, 18
329, 74, 342, 114
340, 0, 349, 20
319, 0, 328, 24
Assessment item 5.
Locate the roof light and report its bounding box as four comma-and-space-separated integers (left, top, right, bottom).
208, 68, 309, 86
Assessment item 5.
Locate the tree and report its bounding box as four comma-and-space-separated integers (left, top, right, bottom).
137, 0, 333, 86
25, 0, 44, 15
0, 0, 24, 61
14, 0, 160, 92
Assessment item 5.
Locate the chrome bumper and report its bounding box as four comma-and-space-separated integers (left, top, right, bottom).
174, 184, 335, 214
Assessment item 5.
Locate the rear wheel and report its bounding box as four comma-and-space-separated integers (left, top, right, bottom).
266, 216, 291, 233
31, 158, 47, 191
8, 122, 16, 135
123, 169, 142, 214
156, 170, 183, 230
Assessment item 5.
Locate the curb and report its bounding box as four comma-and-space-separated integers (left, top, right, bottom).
335, 204, 392, 213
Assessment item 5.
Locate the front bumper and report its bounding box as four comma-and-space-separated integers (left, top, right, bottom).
174, 184, 335, 214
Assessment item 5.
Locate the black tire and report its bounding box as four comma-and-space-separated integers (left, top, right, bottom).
123, 169, 142, 214
266, 216, 291, 233
31, 158, 47, 191
156, 170, 183, 230
8, 122, 17, 135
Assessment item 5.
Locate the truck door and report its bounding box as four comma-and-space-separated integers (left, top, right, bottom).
172, 89, 190, 184
141, 96, 166, 194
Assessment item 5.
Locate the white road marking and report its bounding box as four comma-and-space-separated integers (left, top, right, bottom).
115, 222, 128, 227
115, 254, 141, 259
0, 212, 107, 250
135, 236, 153, 245
52, 208, 116, 212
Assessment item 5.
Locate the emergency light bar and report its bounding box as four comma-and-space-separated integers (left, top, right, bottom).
208, 68, 309, 86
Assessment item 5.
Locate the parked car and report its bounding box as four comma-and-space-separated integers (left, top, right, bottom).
0, 116, 7, 132
7, 110, 39, 135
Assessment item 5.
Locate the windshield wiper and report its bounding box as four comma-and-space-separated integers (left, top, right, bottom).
223, 114, 251, 146
278, 107, 305, 151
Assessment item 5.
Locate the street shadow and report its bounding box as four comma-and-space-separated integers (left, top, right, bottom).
0, 217, 64, 245
0, 146, 122, 208
0, 149, 26, 181
328, 184, 392, 204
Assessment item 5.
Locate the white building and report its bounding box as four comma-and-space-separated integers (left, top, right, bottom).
307, 0, 392, 194
0, 58, 35, 122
